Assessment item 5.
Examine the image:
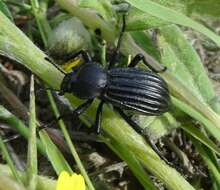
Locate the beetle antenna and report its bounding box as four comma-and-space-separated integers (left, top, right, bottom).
45, 57, 66, 75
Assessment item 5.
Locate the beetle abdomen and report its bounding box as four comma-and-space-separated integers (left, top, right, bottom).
104, 68, 170, 115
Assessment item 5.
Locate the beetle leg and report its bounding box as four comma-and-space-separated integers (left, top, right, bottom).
115, 107, 144, 133
115, 107, 173, 166
39, 99, 94, 131
108, 14, 126, 69
93, 100, 104, 134
56, 99, 94, 121
63, 50, 92, 63
128, 53, 167, 73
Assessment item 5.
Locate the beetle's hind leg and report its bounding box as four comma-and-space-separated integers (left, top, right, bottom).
115, 107, 172, 166
92, 100, 105, 134
115, 108, 144, 133
129, 54, 167, 73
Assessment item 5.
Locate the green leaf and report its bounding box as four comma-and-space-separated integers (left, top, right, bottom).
137, 113, 179, 140
39, 130, 73, 175
130, 31, 160, 61
158, 25, 219, 111
126, 7, 168, 30
156, 25, 220, 141
126, 0, 220, 46
187, 0, 220, 17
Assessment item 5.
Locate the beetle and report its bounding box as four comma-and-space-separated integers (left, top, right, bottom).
46, 14, 170, 135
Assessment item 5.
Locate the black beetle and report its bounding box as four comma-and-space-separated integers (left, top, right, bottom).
46, 14, 170, 135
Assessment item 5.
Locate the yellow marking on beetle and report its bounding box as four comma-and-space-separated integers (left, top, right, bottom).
62, 59, 81, 72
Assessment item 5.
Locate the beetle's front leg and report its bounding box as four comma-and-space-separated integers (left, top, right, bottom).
63, 50, 92, 63
56, 99, 94, 121
129, 54, 166, 73
38, 99, 94, 131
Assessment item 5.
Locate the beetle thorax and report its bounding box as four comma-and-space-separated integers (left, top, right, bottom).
60, 63, 107, 99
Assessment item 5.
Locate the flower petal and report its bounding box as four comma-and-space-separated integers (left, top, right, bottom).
56, 171, 86, 190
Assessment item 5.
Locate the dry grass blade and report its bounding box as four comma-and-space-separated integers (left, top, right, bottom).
26, 75, 38, 190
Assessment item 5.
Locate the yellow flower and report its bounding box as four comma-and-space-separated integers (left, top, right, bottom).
56, 171, 86, 190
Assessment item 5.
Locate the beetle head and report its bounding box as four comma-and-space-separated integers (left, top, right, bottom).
59, 63, 107, 99
59, 63, 82, 95
59, 73, 73, 95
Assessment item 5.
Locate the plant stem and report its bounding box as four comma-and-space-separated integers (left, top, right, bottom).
0, 135, 23, 185
30, 0, 51, 46
47, 91, 95, 190
4, 0, 31, 10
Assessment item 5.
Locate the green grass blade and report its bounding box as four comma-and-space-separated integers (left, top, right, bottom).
30, 0, 51, 46
126, 0, 220, 46
0, 135, 23, 185
172, 97, 220, 141
39, 130, 73, 175
26, 75, 38, 190
0, 105, 45, 155
47, 90, 95, 190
